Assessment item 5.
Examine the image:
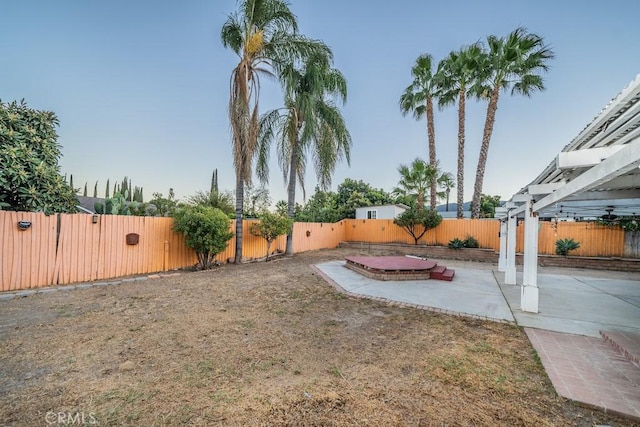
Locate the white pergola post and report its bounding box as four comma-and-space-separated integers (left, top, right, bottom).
498, 220, 507, 272
521, 199, 539, 313
505, 213, 517, 285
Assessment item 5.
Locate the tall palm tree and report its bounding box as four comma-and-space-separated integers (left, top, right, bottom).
221, 0, 328, 263
392, 158, 440, 212
438, 172, 455, 212
400, 54, 441, 210
257, 51, 351, 255
470, 27, 554, 218
437, 43, 484, 219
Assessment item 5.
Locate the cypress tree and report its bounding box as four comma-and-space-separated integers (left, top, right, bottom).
211, 169, 218, 194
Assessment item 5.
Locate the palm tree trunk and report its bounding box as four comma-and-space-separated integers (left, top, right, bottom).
445, 189, 450, 211
426, 97, 437, 210
285, 140, 300, 256
456, 88, 465, 219
471, 85, 500, 219
234, 176, 244, 263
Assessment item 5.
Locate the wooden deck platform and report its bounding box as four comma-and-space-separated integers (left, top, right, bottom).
344, 256, 454, 281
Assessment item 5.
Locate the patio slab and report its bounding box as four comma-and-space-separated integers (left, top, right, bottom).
314, 260, 514, 322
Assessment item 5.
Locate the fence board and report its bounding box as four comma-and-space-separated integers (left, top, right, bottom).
0, 211, 58, 291
293, 222, 344, 253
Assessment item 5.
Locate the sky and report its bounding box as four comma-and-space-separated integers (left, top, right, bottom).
2, 0, 640, 206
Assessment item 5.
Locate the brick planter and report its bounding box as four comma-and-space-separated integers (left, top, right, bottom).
339, 242, 497, 263
338, 242, 640, 272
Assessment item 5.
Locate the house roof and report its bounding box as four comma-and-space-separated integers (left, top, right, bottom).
77, 196, 103, 214
356, 204, 410, 210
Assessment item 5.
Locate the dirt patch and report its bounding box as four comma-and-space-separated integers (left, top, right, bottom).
0, 248, 633, 426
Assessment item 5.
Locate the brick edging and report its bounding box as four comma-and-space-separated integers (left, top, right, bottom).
0, 272, 182, 300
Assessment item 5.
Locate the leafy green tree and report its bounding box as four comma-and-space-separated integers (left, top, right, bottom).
437, 43, 484, 218
257, 50, 351, 255
148, 189, 178, 217
394, 208, 442, 245
221, 0, 328, 263
400, 54, 442, 210
93, 181, 98, 198
392, 158, 440, 212
243, 184, 271, 218
335, 178, 393, 219
186, 190, 234, 217
0, 100, 77, 213
295, 188, 340, 223
173, 205, 234, 270
470, 28, 554, 218
340, 191, 373, 219
105, 179, 110, 198
83, 183, 88, 197
480, 194, 501, 218
250, 209, 293, 261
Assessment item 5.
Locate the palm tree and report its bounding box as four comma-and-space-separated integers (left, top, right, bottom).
437, 43, 484, 219
470, 27, 554, 218
221, 0, 328, 263
257, 51, 351, 255
392, 158, 440, 212
400, 54, 441, 210
438, 172, 455, 211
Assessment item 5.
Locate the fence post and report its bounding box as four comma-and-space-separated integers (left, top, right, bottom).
164, 240, 169, 271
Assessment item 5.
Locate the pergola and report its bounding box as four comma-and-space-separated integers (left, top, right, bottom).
496, 73, 640, 313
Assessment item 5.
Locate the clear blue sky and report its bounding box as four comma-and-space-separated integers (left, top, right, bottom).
2, 0, 639, 205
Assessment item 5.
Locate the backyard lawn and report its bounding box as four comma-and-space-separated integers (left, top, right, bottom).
0, 248, 629, 426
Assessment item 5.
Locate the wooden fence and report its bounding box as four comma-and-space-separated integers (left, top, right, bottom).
1, 211, 196, 291
344, 218, 501, 248
0, 211, 630, 292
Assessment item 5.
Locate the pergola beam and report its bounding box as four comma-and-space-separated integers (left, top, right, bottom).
556, 146, 624, 169
563, 189, 640, 202
528, 182, 565, 195
533, 138, 640, 213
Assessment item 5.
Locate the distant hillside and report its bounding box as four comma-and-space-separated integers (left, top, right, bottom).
436, 202, 471, 212
435, 201, 506, 213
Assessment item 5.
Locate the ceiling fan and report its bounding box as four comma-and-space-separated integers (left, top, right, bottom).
600, 206, 619, 222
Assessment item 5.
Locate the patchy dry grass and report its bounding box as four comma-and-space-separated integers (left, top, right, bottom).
0, 248, 631, 426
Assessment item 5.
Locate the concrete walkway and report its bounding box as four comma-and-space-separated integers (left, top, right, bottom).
313, 259, 640, 421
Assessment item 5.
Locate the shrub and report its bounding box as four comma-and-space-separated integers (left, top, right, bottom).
250, 210, 293, 261
394, 208, 442, 245
448, 238, 465, 250
448, 235, 479, 249
173, 205, 234, 269
463, 235, 479, 248
555, 238, 580, 256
